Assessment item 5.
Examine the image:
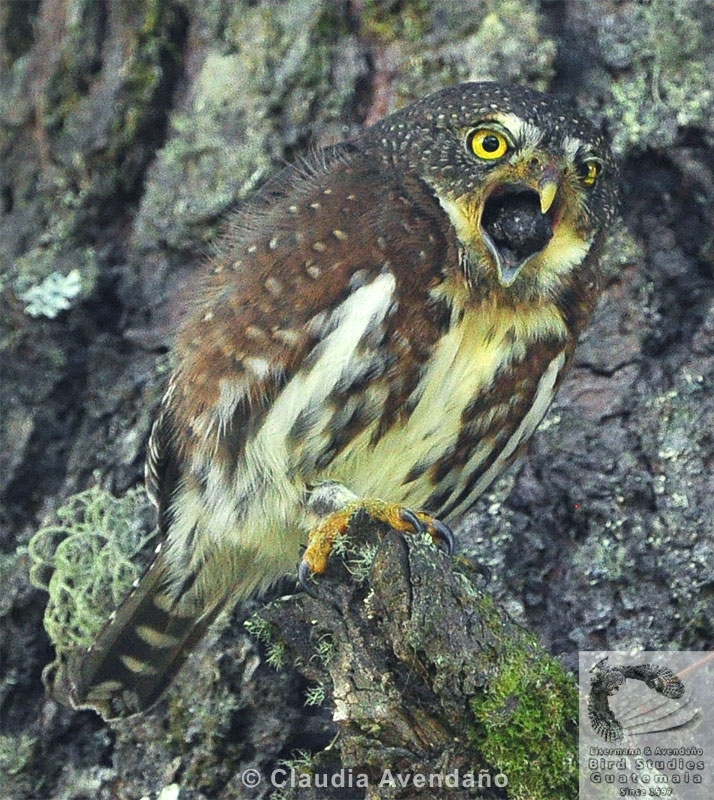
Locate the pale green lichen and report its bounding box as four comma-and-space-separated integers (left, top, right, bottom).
266, 640, 288, 670
18, 269, 83, 318
304, 682, 326, 707
134, 0, 346, 251
312, 633, 336, 667
602, 0, 714, 154
8, 203, 98, 320
244, 613, 274, 644
280, 748, 315, 772
0, 733, 37, 777
365, 0, 555, 106
598, 225, 645, 281
343, 541, 380, 583
156, 785, 181, 800
245, 613, 289, 670
455, 1, 555, 88
28, 486, 156, 665
272, 749, 317, 799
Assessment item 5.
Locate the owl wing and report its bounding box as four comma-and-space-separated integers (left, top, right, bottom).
587, 686, 624, 742
145, 377, 181, 533
621, 664, 685, 699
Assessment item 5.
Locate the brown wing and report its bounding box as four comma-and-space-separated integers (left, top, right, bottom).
144, 376, 181, 533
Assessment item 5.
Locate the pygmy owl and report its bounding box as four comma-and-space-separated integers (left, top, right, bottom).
71, 82, 618, 718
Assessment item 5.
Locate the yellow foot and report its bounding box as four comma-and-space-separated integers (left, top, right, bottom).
298, 499, 455, 589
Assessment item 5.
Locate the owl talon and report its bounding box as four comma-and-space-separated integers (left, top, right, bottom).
300, 500, 455, 592
298, 559, 318, 597
431, 519, 456, 555
400, 508, 456, 555
400, 508, 426, 533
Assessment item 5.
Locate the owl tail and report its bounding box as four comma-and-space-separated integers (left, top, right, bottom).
69, 556, 223, 719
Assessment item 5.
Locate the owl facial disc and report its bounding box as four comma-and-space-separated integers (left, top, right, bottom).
480, 183, 557, 285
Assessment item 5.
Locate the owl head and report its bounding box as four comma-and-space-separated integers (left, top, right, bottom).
366, 82, 618, 299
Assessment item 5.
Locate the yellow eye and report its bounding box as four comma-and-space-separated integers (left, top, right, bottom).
468, 128, 509, 160
578, 159, 602, 186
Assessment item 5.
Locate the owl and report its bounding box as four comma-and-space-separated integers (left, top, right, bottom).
70, 82, 618, 718
588, 659, 685, 742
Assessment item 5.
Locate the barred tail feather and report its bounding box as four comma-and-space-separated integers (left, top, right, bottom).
70, 556, 224, 719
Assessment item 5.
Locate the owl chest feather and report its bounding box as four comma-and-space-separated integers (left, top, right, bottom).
325, 290, 570, 515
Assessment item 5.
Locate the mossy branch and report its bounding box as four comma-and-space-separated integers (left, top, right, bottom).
258, 512, 578, 800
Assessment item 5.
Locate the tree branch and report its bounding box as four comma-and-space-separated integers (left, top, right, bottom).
259, 512, 578, 800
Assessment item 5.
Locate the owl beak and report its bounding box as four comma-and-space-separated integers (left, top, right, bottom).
539, 178, 558, 215
480, 177, 560, 286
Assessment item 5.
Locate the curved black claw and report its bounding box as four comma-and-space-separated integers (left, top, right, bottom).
298, 559, 318, 598
400, 508, 426, 533
431, 519, 456, 555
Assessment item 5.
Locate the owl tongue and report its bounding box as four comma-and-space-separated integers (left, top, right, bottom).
481, 187, 554, 281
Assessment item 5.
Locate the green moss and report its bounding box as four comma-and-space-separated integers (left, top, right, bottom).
28, 486, 156, 669
474, 588, 509, 632
469, 643, 578, 800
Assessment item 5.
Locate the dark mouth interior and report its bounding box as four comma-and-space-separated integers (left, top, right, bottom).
481, 187, 554, 271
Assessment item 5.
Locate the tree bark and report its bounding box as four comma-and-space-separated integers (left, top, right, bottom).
1, 1, 713, 799
258, 513, 577, 799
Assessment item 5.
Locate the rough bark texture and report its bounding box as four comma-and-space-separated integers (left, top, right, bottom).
257, 517, 578, 800
1, 1, 713, 799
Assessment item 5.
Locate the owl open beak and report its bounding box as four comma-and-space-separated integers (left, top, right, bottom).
480, 180, 559, 285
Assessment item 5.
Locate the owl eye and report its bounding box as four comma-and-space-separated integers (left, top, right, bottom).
578, 158, 602, 187
467, 128, 509, 160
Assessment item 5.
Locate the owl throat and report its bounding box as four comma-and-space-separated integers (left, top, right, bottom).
440, 186, 592, 302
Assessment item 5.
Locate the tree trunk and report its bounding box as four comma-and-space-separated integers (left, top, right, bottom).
1, 2, 713, 799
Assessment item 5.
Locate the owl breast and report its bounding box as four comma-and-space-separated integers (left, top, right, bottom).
271, 268, 568, 517
170, 269, 572, 581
